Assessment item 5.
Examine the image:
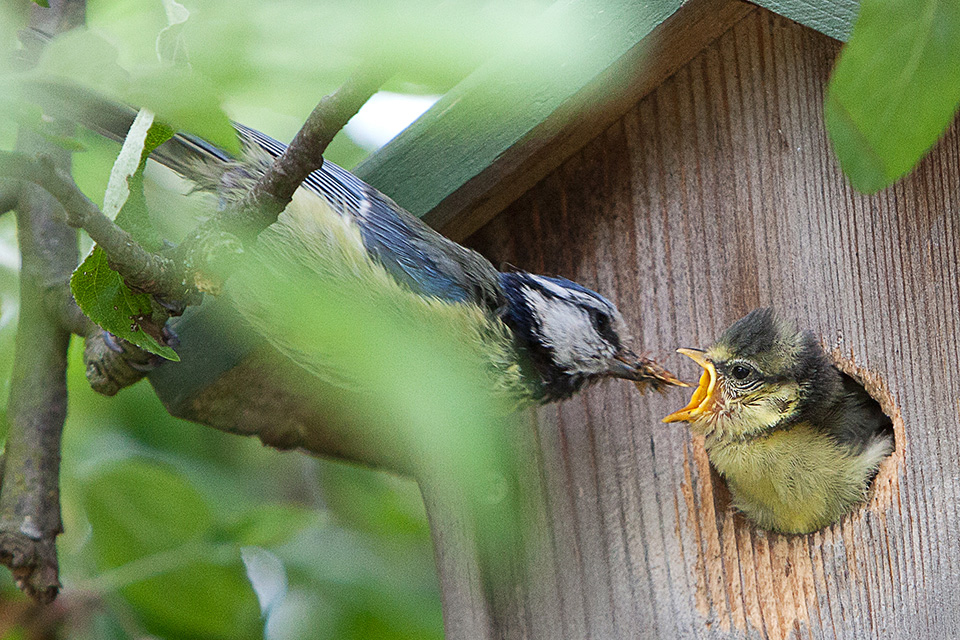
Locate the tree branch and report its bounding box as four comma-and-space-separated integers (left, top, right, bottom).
0, 152, 195, 302
240, 61, 394, 223
77, 61, 396, 392
1, 0, 393, 606
0, 180, 19, 216
182, 61, 395, 249
4, 60, 395, 302
4, 61, 393, 398
1, 152, 75, 604
0, 152, 189, 394
0, 0, 85, 604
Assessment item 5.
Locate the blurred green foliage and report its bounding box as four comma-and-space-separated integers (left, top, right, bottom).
0, 338, 447, 639
0, 0, 564, 636
826, 0, 960, 192
1, 201, 447, 638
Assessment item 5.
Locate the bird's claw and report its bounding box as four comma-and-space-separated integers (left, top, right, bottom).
98, 329, 176, 372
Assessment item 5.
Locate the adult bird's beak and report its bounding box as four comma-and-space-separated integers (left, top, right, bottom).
611, 350, 688, 392
662, 348, 717, 422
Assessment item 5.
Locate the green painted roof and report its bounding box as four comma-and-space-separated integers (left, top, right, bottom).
353, 0, 858, 236
753, 0, 858, 41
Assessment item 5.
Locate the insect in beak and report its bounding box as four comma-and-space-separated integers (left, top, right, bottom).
610, 351, 687, 392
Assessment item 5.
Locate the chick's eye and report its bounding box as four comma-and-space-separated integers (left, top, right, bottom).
730, 364, 753, 381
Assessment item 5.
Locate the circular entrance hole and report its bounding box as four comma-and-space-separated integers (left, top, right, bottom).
828, 348, 903, 514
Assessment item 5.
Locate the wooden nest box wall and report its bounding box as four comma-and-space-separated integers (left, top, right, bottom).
150, 0, 960, 637
405, 1, 959, 639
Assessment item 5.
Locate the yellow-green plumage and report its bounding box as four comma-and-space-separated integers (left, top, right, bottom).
703, 422, 891, 533
227, 185, 532, 407
665, 309, 893, 534
126, 114, 682, 405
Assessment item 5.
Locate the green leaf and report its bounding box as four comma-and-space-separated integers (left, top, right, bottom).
156, 0, 191, 66
34, 30, 130, 97
71, 114, 178, 360
825, 0, 960, 192
109, 111, 173, 250
71, 247, 179, 361
31, 0, 50, 7
127, 66, 239, 154
2, 101, 88, 152
82, 459, 214, 567
228, 504, 321, 547
82, 459, 261, 640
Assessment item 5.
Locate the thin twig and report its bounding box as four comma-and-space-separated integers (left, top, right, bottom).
0, 0, 85, 604
238, 61, 395, 225
0, 180, 19, 216
182, 61, 395, 250
0, 152, 194, 302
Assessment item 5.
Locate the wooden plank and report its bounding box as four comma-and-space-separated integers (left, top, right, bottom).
464, 9, 960, 638
355, 0, 755, 241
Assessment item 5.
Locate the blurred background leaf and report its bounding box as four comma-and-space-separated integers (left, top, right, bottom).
78, 459, 261, 640
30, 29, 240, 154
825, 0, 960, 192
0, 0, 566, 637
0, 329, 447, 640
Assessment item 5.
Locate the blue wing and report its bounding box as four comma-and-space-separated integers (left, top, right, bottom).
215, 124, 503, 309
30, 81, 503, 308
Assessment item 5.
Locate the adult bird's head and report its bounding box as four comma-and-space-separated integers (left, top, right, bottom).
498, 272, 683, 402
663, 308, 836, 438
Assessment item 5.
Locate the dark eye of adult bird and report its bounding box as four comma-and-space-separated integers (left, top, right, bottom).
591, 310, 611, 335
52, 87, 683, 404
663, 308, 893, 534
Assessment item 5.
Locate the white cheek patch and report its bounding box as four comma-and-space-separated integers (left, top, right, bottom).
524, 288, 612, 372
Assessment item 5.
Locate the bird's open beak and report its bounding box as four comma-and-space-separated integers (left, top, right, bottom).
611, 351, 688, 392
662, 348, 718, 422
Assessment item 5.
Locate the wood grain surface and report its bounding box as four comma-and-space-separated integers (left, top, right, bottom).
463, 9, 960, 639
356, 0, 754, 243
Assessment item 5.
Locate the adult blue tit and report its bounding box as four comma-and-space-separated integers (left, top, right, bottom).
663, 308, 893, 534
60, 92, 682, 404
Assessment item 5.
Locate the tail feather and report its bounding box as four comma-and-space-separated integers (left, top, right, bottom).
23, 80, 232, 177
18, 26, 231, 175
22, 68, 505, 309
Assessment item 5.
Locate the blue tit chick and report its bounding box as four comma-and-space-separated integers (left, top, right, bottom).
663, 308, 893, 534
66, 94, 682, 404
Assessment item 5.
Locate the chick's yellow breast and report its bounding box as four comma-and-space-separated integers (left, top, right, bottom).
705, 423, 878, 534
